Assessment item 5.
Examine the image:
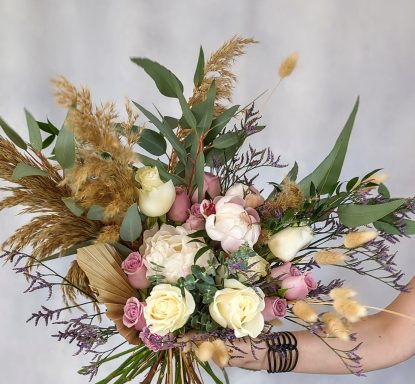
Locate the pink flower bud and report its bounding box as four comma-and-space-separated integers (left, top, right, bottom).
304, 272, 318, 291
192, 172, 221, 203
262, 297, 287, 321
122, 297, 146, 331
183, 203, 206, 231
270, 262, 301, 280
122, 252, 150, 289
281, 275, 309, 300
168, 186, 191, 222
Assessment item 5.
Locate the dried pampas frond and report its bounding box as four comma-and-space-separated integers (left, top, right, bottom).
292, 300, 318, 323
189, 35, 258, 115
76, 243, 140, 345
321, 312, 351, 341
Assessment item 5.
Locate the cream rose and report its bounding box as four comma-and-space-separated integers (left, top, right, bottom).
238, 254, 269, 283
209, 279, 265, 338
139, 224, 213, 284
144, 284, 195, 336
268, 226, 314, 262
135, 166, 176, 217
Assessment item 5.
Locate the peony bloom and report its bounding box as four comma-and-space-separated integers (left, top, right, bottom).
205, 195, 261, 253
123, 297, 146, 331
238, 254, 269, 283
168, 186, 191, 222
121, 252, 150, 289
226, 183, 265, 209
183, 203, 205, 231
192, 172, 221, 203
209, 279, 265, 338
262, 297, 287, 321
280, 272, 317, 300
268, 226, 314, 262
199, 199, 216, 218
135, 166, 176, 217
144, 284, 195, 336
139, 224, 212, 284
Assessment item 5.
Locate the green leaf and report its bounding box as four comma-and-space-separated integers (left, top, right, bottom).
130, 57, 184, 98
378, 183, 390, 199
87, 205, 105, 221
24, 109, 43, 151
137, 153, 185, 185
138, 129, 167, 156
299, 97, 360, 196
374, 221, 401, 235
211, 131, 240, 149
205, 105, 239, 144
112, 242, 133, 258
42, 134, 55, 149
195, 151, 205, 202
286, 162, 299, 181
205, 144, 240, 167
194, 245, 212, 263
120, 203, 142, 242
0, 116, 27, 149
403, 219, 415, 235
133, 101, 186, 162
197, 81, 216, 134
38, 119, 59, 135
178, 93, 197, 129
346, 177, 359, 192
163, 116, 179, 129
338, 199, 406, 227
11, 163, 47, 181
54, 115, 76, 169
62, 197, 84, 217
194, 46, 205, 87
42, 240, 94, 262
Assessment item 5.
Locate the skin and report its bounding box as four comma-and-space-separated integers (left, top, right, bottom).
226, 276, 415, 374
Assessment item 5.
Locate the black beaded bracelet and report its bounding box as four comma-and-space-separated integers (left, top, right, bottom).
266, 332, 298, 373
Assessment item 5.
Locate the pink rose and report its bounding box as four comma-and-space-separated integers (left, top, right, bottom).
168, 186, 191, 222
226, 183, 265, 209
122, 252, 150, 290
200, 199, 216, 218
262, 297, 287, 321
270, 262, 300, 280
183, 203, 205, 231
280, 275, 309, 300
205, 195, 261, 253
304, 272, 318, 291
123, 297, 146, 331
192, 172, 221, 203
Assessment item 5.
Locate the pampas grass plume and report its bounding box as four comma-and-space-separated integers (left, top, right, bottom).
293, 300, 318, 323
344, 230, 378, 248
314, 250, 345, 265
278, 52, 299, 78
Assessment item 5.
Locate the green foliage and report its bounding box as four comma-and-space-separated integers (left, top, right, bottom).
87, 205, 105, 221
24, 109, 43, 151
120, 203, 142, 242
62, 197, 84, 217
0, 116, 27, 149
54, 115, 76, 170
11, 163, 48, 181
137, 128, 167, 156
194, 46, 205, 87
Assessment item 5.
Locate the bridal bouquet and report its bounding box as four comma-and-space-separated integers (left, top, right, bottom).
1, 36, 414, 383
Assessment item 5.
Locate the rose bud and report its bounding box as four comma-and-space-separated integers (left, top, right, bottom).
280, 275, 309, 300
304, 272, 318, 291
270, 261, 301, 280
262, 297, 287, 321
268, 226, 314, 262
183, 203, 205, 231
168, 186, 191, 222
122, 297, 146, 331
192, 172, 221, 203
122, 252, 150, 289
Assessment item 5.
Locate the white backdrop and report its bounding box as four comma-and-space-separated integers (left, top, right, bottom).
1, 0, 414, 383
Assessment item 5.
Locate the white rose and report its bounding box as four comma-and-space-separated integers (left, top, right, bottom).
238, 255, 269, 283
144, 284, 195, 336
140, 224, 213, 284
135, 166, 176, 217
209, 279, 265, 338
205, 195, 261, 253
268, 226, 314, 262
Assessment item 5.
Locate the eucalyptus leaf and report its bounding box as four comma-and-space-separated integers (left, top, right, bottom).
299, 97, 359, 196
197, 81, 216, 134
38, 119, 59, 135
54, 115, 76, 169
378, 183, 390, 199
338, 199, 406, 227
346, 177, 359, 192
194, 46, 205, 87
0, 116, 27, 149
120, 203, 142, 242
286, 161, 299, 181
42, 240, 94, 262
137, 153, 185, 185
62, 197, 84, 217
11, 163, 48, 181
130, 57, 184, 98
178, 93, 197, 129
42, 134, 55, 149
87, 205, 105, 221
403, 219, 415, 235
211, 131, 240, 149
24, 109, 43, 151
195, 151, 205, 202
205, 105, 239, 144
374, 221, 401, 235
138, 129, 167, 156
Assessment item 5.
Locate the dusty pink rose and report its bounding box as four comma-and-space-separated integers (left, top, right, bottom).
122, 252, 150, 289
168, 186, 191, 222
192, 172, 221, 203
205, 195, 261, 253
262, 297, 287, 321
123, 297, 146, 331
281, 275, 312, 300
200, 199, 216, 218
183, 203, 205, 231
270, 262, 300, 280
304, 272, 318, 291
226, 183, 265, 209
